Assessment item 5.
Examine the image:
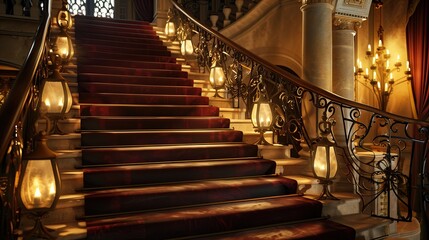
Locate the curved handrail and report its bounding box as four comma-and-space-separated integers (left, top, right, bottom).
171, 0, 429, 224
0, 0, 51, 166
172, 0, 428, 126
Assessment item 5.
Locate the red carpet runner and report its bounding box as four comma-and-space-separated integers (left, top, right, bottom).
75, 15, 355, 240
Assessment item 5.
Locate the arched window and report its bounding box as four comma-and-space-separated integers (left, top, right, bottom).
68, 0, 114, 18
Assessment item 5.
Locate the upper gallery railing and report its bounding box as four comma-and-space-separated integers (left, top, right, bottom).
0, 0, 51, 238
171, 0, 429, 231
178, 0, 259, 30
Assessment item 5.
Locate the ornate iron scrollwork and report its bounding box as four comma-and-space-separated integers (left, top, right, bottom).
172, 0, 429, 224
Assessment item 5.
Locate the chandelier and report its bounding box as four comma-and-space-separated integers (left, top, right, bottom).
354, 4, 412, 111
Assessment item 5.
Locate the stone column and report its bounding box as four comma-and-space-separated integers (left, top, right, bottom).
300, 0, 334, 139
154, 0, 172, 28
301, 0, 333, 91
333, 18, 356, 100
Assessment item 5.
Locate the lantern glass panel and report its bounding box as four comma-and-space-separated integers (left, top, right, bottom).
20, 160, 57, 210
42, 81, 72, 114
55, 35, 70, 59
251, 102, 272, 129
165, 22, 176, 37
181, 39, 193, 55
209, 65, 225, 89
313, 145, 338, 179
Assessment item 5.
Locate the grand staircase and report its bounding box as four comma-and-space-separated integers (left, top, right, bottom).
41, 15, 357, 239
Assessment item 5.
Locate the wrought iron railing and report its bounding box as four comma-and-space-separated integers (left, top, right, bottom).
171, 0, 429, 232
0, 0, 51, 238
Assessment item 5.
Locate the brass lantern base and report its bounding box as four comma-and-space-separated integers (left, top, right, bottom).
24, 213, 57, 240
212, 89, 224, 98
317, 180, 339, 200
254, 131, 271, 145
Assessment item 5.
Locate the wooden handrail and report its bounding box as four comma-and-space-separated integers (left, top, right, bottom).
0, 0, 51, 164
171, 0, 428, 126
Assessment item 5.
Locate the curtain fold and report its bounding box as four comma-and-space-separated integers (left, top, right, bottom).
406, 0, 429, 237
134, 0, 154, 22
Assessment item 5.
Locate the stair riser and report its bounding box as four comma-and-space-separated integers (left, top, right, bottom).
75, 23, 156, 35
78, 83, 201, 95
79, 93, 209, 105
77, 58, 181, 70
47, 137, 81, 151
75, 29, 160, 40
77, 39, 164, 51
77, 51, 177, 63
80, 105, 219, 117
77, 45, 171, 57
78, 74, 193, 86
78, 65, 188, 78
83, 160, 277, 188
78, 66, 186, 78
61, 172, 84, 195
86, 196, 322, 240
80, 118, 230, 130
81, 131, 244, 147
82, 144, 259, 166
75, 15, 152, 26
85, 177, 298, 216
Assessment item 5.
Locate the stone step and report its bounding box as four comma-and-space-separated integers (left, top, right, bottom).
47, 133, 81, 151
332, 213, 394, 240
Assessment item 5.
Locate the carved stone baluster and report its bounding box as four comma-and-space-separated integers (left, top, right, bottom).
210, 14, 219, 30
235, 0, 243, 18
223, 6, 231, 27
21, 0, 32, 16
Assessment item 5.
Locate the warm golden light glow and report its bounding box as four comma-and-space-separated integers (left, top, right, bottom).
313, 145, 338, 179
165, 21, 176, 38
251, 102, 272, 129
20, 160, 56, 209
209, 65, 226, 89
180, 39, 194, 56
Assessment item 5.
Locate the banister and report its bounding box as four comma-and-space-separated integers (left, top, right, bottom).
0, 0, 51, 169
171, 0, 428, 126
171, 0, 429, 229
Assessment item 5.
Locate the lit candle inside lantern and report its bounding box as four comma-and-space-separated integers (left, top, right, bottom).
378, 39, 382, 47
406, 61, 410, 71
390, 72, 393, 80
386, 60, 390, 69
372, 57, 376, 65
365, 68, 369, 76
377, 81, 381, 89
375, 54, 379, 60
353, 66, 356, 73
373, 71, 376, 80
49, 182, 56, 198
34, 186, 41, 207
367, 44, 371, 52
385, 83, 388, 92
386, 49, 390, 55
397, 54, 400, 62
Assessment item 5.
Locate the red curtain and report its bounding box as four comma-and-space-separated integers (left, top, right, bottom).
406, 0, 429, 121
134, 0, 154, 22
406, 0, 429, 236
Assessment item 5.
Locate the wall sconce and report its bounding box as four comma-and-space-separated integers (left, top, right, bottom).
41, 53, 73, 134
312, 114, 339, 200
165, 8, 176, 40
18, 131, 61, 239
209, 45, 226, 98
251, 76, 273, 145
55, 0, 74, 68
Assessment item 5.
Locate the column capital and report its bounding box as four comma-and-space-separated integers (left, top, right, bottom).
302, 0, 333, 5
333, 17, 361, 31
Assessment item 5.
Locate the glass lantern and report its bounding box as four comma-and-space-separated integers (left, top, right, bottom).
251, 94, 273, 145
18, 131, 61, 238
